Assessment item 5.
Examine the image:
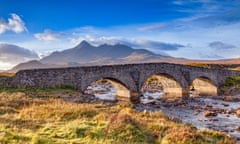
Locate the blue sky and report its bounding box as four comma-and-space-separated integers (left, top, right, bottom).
0, 0, 187, 29
0, 0, 240, 69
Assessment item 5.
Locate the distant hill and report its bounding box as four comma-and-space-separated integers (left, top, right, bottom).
9, 41, 240, 72
187, 58, 240, 65
11, 60, 53, 72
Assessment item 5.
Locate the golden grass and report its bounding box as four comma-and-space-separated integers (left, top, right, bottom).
231, 66, 240, 71
0, 90, 236, 144
186, 62, 240, 71
19, 99, 98, 121
186, 62, 211, 68
0, 72, 15, 77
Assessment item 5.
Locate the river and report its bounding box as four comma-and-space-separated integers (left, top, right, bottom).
85, 83, 240, 141
137, 96, 240, 141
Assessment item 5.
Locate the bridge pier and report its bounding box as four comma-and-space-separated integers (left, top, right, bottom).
130, 91, 140, 103
182, 88, 190, 99
164, 88, 183, 97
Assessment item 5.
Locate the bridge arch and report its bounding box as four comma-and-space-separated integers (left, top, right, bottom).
80, 73, 138, 100
141, 73, 184, 97
84, 77, 131, 99
190, 76, 218, 96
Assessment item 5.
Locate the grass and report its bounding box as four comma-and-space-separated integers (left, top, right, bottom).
0, 85, 76, 94
0, 72, 15, 77
223, 75, 240, 89
233, 66, 240, 71
0, 88, 235, 144
220, 75, 240, 94
186, 63, 240, 71
186, 63, 211, 68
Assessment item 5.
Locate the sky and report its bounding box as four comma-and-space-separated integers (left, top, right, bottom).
0, 0, 240, 70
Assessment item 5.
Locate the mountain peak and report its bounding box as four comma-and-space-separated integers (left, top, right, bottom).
40, 41, 164, 66
76, 40, 91, 48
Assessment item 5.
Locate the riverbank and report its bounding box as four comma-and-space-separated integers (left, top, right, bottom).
137, 96, 240, 142
220, 75, 240, 96
0, 88, 235, 144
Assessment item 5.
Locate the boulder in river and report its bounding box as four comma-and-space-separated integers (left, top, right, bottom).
236, 108, 240, 117
147, 96, 154, 100
204, 111, 217, 117
221, 103, 229, 107
235, 126, 240, 131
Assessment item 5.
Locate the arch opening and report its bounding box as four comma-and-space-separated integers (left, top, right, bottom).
141, 74, 183, 101
84, 78, 130, 101
190, 77, 218, 97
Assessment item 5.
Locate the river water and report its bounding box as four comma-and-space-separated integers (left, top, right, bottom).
137, 96, 240, 141
85, 83, 116, 101
85, 84, 240, 140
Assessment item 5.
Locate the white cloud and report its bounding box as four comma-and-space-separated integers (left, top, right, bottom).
172, 0, 184, 5
38, 50, 55, 58
138, 23, 167, 32
0, 13, 27, 34
69, 35, 122, 46
34, 29, 63, 41
0, 61, 13, 70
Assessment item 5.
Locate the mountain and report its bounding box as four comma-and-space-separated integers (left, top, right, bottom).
9, 41, 240, 72
40, 40, 158, 64
10, 41, 170, 72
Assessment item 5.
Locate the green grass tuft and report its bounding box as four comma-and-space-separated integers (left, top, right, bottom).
225, 75, 240, 88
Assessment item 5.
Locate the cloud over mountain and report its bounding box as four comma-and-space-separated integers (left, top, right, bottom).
133, 39, 185, 51
69, 35, 184, 54
0, 14, 27, 34
0, 43, 39, 65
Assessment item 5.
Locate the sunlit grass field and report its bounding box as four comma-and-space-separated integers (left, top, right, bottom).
0, 88, 235, 144
0, 72, 15, 77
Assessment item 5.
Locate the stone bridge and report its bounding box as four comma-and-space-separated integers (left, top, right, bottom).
8, 63, 240, 101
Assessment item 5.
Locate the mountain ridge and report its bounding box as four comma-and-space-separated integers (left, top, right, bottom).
8, 41, 240, 72
40, 40, 158, 64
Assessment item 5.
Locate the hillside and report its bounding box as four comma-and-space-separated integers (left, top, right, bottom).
11, 60, 58, 72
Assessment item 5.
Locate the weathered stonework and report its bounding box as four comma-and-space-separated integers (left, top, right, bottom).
1, 63, 240, 101
0, 76, 12, 87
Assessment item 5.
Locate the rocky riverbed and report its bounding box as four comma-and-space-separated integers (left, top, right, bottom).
80, 83, 240, 141
136, 95, 240, 141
